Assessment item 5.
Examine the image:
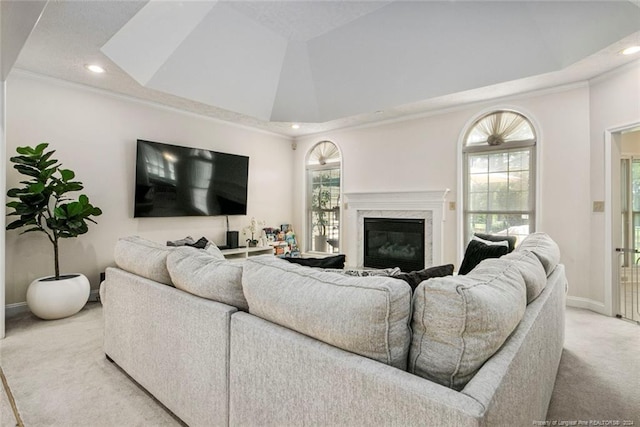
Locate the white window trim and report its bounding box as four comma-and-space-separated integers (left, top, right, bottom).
304, 141, 343, 255
457, 106, 542, 264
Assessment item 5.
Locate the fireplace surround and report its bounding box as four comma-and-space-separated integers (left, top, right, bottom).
343, 190, 449, 270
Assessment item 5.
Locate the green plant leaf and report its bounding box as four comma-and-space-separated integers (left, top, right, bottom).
92, 207, 103, 216
59, 169, 75, 182
34, 143, 49, 155
6, 219, 27, 230
69, 202, 84, 217
14, 164, 41, 178
38, 159, 59, 170
16, 146, 35, 156
79, 194, 88, 205
29, 182, 45, 194
7, 188, 27, 198
54, 207, 67, 219
10, 155, 38, 166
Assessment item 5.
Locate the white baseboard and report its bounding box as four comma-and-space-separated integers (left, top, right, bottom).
5, 302, 29, 318
566, 296, 608, 315
5, 289, 101, 319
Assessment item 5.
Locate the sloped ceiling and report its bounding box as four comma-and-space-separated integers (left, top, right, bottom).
10, 0, 640, 136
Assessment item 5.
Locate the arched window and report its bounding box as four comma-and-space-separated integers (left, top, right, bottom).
463, 110, 536, 246
306, 141, 341, 253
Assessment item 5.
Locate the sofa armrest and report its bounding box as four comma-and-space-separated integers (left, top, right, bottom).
230, 312, 485, 427
462, 264, 567, 425
103, 267, 237, 427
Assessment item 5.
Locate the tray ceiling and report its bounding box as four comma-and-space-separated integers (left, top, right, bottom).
10, 0, 640, 136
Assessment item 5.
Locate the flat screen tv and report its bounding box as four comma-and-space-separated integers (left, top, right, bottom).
134, 139, 249, 217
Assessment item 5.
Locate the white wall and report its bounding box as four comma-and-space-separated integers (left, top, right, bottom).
1, 80, 5, 336
293, 84, 592, 304
588, 60, 640, 313
4, 72, 294, 305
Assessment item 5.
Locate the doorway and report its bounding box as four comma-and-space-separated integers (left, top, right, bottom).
618, 142, 640, 322
608, 125, 640, 323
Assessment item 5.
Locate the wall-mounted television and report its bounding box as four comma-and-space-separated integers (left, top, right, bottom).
134, 139, 249, 217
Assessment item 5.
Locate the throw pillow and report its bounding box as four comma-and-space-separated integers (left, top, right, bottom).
283, 254, 346, 269
185, 236, 209, 249
166, 236, 195, 247
320, 267, 401, 280
474, 232, 517, 253
458, 239, 508, 275
392, 264, 454, 291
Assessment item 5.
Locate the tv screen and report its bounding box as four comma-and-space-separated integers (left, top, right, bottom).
134, 139, 249, 217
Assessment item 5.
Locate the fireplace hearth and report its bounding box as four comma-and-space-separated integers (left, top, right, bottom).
364, 218, 425, 272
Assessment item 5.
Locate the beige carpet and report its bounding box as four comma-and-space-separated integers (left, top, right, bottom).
546, 307, 640, 424
0, 304, 638, 426
0, 303, 181, 427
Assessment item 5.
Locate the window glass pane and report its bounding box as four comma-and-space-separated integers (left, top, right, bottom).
469, 155, 489, 173
469, 174, 488, 193
488, 173, 508, 210
309, 166, 340, 253
632, 160, 640, 211
469, 193, 488, 211
634, 213, 640, 264
509, 151, 526, 171
468, 213, 531, 245
489, 152, 509, 172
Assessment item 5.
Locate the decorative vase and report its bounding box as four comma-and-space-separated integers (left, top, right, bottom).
314, 235, 329, 252
26, 273, 90, 320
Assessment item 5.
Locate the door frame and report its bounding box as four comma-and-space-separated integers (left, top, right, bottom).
605, 121, 640, 317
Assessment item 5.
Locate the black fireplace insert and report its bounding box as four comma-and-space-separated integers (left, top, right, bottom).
364, 217, 425, 272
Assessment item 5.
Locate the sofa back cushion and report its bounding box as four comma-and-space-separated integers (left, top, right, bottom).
409, 261, 526, 390
167, 247, 248, 311
242, 256, 412, 369
500, 250, 548, 303
516, 232, 560, 276
114, 236, 173, 285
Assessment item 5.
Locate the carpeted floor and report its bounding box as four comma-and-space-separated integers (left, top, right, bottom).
0, 304, 638, 426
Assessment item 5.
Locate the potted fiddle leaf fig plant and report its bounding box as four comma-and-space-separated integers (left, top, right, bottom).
5, 143, 102, 320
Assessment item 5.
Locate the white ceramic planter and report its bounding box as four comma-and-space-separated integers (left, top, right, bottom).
26, 273, 90, 320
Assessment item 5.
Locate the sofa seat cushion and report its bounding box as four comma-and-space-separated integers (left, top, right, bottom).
409, 260, 526, 390
167, 247, 248, 311
114, 236, 174, 285
516, 232, 560, 276
242, 256, 412, 369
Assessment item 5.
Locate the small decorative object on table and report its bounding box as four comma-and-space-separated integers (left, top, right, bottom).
243, 217, 265, 247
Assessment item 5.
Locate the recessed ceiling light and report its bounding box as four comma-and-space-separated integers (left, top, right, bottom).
621, 46, 640, 55
291, 124, 300, 129
85, 64, 105, 73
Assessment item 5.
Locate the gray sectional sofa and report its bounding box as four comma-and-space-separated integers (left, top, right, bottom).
100, 233, 567, 427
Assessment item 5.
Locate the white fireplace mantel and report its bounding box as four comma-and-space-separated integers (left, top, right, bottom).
343, 190, 450, 269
